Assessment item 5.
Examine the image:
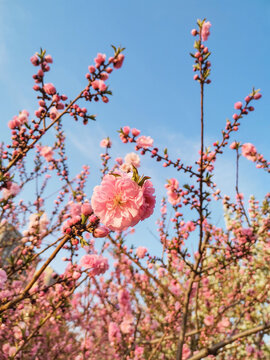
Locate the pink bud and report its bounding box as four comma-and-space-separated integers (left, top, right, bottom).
91, 80, 99, 90
234, 101, 242, 110
30, 55, 39, 66
72, 271, 81, 280
88, 65, 95, 73
45, 55, 53, 63
93, 226, 110, 238
98, 80, 107, 92
122, 126, 130, 135
254, 93, 262, 100
113, 53, 125, 69
191, 29, 197, 36
89, 214, 98, 223
44, 83, 56, 95
131, 128, 140, 137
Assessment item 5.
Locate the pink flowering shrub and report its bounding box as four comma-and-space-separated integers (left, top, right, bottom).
0, 18, 269, 360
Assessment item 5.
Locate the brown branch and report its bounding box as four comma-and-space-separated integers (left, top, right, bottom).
0, 234, 70, 313
187, 323, 270, 360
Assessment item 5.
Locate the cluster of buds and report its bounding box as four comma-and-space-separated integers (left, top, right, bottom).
211, 89, 262, 158
191, 19, 212, 84
84, 46, 125, 105
62, 201, 110, 247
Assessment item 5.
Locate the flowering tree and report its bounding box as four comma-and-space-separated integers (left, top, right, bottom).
0, 19, 269, 359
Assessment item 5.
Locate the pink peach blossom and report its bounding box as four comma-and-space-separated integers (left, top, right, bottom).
242, 143, 257, 161
40, 146, 54, 162
201, 21, 211, 41
94, 53, 106, 68
136, 246, 148, 259
80, 254, 109, 275
204, 314, 214, 326
124, 152, 140, 168
91, 173, 144, 231
136, 135, 154, 149
100, 138, 112, 148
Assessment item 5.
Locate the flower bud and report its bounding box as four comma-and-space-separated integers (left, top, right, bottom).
93, 226, 110, 238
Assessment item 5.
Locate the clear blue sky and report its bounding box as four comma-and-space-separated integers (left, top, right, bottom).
0, 0, 269, 267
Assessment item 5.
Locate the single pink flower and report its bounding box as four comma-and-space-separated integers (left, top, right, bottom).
94, 53, 106, 68
100, 138, 112, 148
136, 135, 154, 149
124, 152, 141, 168
185, 221, 196, 232
136, 246, 148, 259
204, 314, 214, 326
201, 21, 211, 41
242, 143, 257, 161
80, 254, 109, 275
91, 173, 144, 231
40, 146, 54, 162
230, 141, 238, 150
122, 126, 130, 135
93, 225, 110, 238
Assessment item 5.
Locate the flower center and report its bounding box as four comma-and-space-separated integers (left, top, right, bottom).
113, 194, 124, 207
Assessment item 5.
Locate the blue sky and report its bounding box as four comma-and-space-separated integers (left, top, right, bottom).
0, 0, 269, 269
